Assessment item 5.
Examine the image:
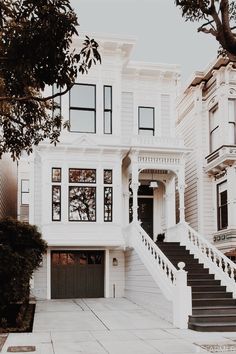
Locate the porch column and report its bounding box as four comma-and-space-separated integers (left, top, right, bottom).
130, 165, 140, 222
177, 163, 186, 223
178, 184, 185, 223
165, 177, 176, 228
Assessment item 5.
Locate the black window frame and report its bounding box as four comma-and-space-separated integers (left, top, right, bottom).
68, 186, 97, 222
217, 181, 228, 231
69, 83, 96, 134
52, 167, 62, 183
52, 185, 61, 222
138, 106, 155, 136
104, 186, 113, 222
103, 85, 112, 134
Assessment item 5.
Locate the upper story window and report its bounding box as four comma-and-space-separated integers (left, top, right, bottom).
217, 181, 228, 231
228, 99, 236, 144
209, 104, 219, 153
104, 86, 112, 134
138, 107, 155, 136
69, 84, 96, 133
21, 179, 29, 205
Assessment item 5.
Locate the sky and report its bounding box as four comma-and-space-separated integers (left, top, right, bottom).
71, 0, 219, 87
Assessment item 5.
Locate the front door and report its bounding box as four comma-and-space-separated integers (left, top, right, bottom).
138, 198, 153, 239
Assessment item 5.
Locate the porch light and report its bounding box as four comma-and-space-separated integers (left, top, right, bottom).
149, 180, 159, 189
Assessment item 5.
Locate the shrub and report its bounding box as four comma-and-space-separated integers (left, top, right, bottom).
0, 218, 47, 323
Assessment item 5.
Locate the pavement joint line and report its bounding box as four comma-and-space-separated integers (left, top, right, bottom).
81, 299, 110, 331
72, 299, 84, 311
49, 332, 55, 354
95, 339, 110, 353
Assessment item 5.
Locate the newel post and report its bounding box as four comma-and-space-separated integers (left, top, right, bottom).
173, 262, 192, 329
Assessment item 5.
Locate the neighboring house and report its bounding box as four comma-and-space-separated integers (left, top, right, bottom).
177, 58, 236, 254
0, 154, 17, 219
17, 36, 236, 331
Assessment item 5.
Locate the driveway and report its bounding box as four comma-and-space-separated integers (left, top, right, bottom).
2, 298, 236, 353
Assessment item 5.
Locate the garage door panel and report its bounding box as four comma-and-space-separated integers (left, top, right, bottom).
51, 251, 104, 299
87, 266, 104, 297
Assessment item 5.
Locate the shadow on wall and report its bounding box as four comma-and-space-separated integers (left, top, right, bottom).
0, 154, 17, 219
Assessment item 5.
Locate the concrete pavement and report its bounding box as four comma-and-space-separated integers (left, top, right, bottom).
2, 298, 236, 353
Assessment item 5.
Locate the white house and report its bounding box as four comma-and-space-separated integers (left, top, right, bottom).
177, 58, 236, 255
17, 36, 236, 331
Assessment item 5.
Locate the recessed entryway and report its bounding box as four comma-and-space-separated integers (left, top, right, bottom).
51, 251, 104, 299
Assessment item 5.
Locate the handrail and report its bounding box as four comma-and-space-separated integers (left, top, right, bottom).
130, 222, 178, 288
183, 222, 236, 285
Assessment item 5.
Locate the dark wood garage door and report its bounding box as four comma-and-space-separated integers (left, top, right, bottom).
51, 251, 104, 299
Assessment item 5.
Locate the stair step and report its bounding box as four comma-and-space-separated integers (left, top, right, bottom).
188, 273, 215, 279
191, 285, 227, 292
188, 322, 236, 332
192, 292, 233, 299
193, 298, 236, 307
189, 314, 236, 323
188, 279, 221, 286
192, 306, 236, 315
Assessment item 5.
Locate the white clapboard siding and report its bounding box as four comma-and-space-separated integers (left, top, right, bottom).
121, 92, 134, 140
109, 250, 125, 298
32, 254, 48, 299
161, 94, 171, 136
124, 249, 173, 323
177, 107, 198, 230
34, 160, 42, 225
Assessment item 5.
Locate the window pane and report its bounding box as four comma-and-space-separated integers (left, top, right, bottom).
210, 128, 219, 152
52, 168, 61, 183
22, 193, 29, 205
139, 129, 154, 136
104, 187, 112, 222
228, 99, 236, 123
209, 106, 218, 131
70, 110, 95, 133
228, 122, 235, 144
104, 111, 112, 134
69, 169, 96, 183
52, 186, 61, 221
104, 169, 112, 184
139, 107, 154, 129
71, 84, 95, 108
104, 86, 112, 109
21, 180, 29, 192
69, 186, 96, 221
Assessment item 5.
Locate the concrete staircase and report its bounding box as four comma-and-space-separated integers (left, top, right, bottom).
156, 241, 236, 332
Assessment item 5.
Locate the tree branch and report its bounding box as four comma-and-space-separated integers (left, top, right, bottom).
0, 83, 73, 103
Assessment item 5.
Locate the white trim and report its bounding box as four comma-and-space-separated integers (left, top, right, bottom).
105, 249, 110, 298
46, 249, 51, 300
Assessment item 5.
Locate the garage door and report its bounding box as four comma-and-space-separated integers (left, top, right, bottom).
51, 251, 104, 299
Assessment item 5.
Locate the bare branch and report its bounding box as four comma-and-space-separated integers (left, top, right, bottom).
0, 83, 73, 103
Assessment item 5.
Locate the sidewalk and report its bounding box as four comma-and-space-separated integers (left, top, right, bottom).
2, 298, 236, 353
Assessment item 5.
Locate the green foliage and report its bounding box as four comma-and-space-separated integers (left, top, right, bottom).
0, 0, 101, 159
0, 218, 47, 318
